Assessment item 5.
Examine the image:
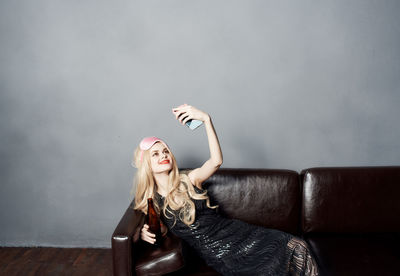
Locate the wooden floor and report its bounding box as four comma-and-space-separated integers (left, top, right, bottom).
0, 247, 112, 276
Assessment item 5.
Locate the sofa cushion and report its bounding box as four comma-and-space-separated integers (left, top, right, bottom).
301, 167, 400, 233
306, 233, 400, 276
203, 168, 301, 235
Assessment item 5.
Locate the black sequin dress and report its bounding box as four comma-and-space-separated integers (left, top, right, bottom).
154, 186, 319, 276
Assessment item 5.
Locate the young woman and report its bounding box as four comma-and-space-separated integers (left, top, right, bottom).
132, 104, 319, 276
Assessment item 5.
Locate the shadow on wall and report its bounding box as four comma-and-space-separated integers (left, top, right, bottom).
179, 155, 204, 170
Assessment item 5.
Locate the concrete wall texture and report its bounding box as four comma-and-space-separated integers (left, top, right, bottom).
1, 0, 399, 247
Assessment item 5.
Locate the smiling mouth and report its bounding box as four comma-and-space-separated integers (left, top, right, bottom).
159, 160, 170, 164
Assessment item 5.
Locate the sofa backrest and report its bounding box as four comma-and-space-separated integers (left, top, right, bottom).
301, 166, 400, 234
203, 168, 301, 235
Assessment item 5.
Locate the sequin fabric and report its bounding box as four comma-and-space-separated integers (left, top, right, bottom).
154, 186, 319, 276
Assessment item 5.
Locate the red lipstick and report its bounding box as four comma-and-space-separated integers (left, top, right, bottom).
159, 160, 170, 164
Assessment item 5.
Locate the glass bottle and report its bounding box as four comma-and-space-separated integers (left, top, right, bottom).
146, 198, 162, 246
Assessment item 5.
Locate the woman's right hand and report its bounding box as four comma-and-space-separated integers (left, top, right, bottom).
141, 224, 156, 244
172, 104, 210, 126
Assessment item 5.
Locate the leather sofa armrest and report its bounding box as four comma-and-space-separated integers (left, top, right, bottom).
135, 233, 186, 276
112, 201, 145, 276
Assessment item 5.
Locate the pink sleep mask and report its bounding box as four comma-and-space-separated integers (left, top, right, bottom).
139, 136, 169, 162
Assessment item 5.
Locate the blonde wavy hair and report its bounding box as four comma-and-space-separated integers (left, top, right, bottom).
131, 141, 217, 227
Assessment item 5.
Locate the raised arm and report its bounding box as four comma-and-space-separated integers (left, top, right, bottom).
172, 104, 223, 188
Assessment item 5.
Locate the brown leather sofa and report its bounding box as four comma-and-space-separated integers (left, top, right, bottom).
112, 167, 400, 276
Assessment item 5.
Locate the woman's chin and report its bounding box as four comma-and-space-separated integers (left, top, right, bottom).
153, 166, 173, 174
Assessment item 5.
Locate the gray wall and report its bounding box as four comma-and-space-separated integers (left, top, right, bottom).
1, 0, 399, 247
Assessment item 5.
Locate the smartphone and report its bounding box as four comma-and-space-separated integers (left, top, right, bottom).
185, 119, 203, 130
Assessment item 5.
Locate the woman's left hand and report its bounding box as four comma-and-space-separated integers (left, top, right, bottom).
172, 104, 210, 126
